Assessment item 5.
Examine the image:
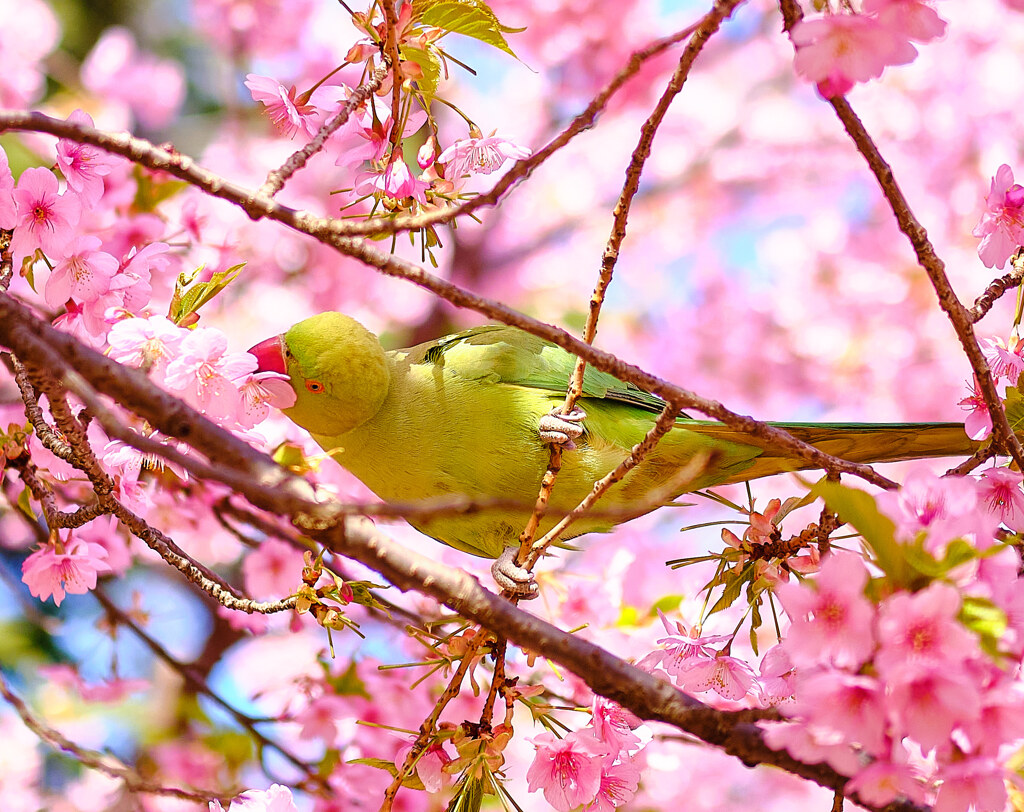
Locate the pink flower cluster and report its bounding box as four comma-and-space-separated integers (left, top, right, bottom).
527, 695, 647, 811
959, 329, 1024, 442
760, 473, 1024, 812
792, 0, 946, 97
243, 74, 530, 205
974, 164, 1024, 269
639, 614, 758, 702
107, 315, 294, 429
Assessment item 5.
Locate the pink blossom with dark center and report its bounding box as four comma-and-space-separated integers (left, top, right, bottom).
21, 534, 112, 606
10, 166, 81, 262
775, 552, 876, 669
527, 730, 605, 811
56, 109, 122, 206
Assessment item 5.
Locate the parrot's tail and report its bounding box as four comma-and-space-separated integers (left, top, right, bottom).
692, 421, 980, 485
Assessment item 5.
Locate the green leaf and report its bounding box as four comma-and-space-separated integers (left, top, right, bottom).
903, 538, 979, 579
448, 773, 484, 812
616, 604, 640, 627
401, 45, 443, 102
133, 165, 187, 212
411, 0, 523, 57
347, 757, 400, 777
322, 658, 371, 699
1005, 375, 1024, 434
20, 251, 41, 292
749, 594, 763, 655
168, 263, 244, 326
812, 481, 906, 583
708, 564, 752, 615
16, 485, 35, 521
960, 595, 1008, 659
651, 594, 684, 615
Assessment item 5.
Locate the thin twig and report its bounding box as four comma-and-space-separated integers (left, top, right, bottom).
92, 588, 323, 790
382, 630, 491, 810
0, 670, 229, 805
526, 406, 682, 568
969, 251, 1024, 323
517, 0, 742, 565
258, 62, 391, 198
825, 96, 1024, 470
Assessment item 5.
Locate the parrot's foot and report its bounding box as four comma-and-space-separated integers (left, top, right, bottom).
538, 406, 586, 449
491, 547, 538, 599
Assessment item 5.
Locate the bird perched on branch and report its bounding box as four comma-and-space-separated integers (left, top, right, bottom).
250, 312, 979, 596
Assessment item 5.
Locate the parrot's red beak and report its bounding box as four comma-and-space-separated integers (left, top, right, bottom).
248, 335, 288, 375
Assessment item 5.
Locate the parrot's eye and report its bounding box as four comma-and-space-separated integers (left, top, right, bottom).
305, 380, 325, 393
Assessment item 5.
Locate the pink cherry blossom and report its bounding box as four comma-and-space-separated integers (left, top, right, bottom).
591, 696, 646, 754
976, 466, 1024, 530
107, 315, 188, 380
675, 650, 757, 701
334, 107, 428, 169
242, 538, 304, 599
56, 110, 122, 206
876, 471, 993, 553
38, 664, 147, 703
81, 27, 185, 129
980, 334, 1024, 381
245, 75, 321, 139
21, 534, 112, 606
74, 512, 133, 576
0, 0, 59, 108
359, 159, 429, 202
958, 378, 992, 440
757, 644, 796, 706
193, 0, 317, 57
845, 758, 929, 807
44, 236, 118, 309
933, 757, 1007, 812
759, 720, 862, 775
294, 693, 350, 746
236, 371, 297, 428
437, 134, 532, 187
865, 0, 947, 43
162, 326, 256, 422
10, 167, 82, 262
791, 13, 917, 96
775, 552, 876, 669
974, 164, 1024, 269
638, 613, 732, 678
874, 582, 977, 674
886, 661, 981, 750
582, 759, 641, 812
394, 740, 454, 793
791, 670, 887, 755
209, 784, 299, 812
527, 730, 605, 811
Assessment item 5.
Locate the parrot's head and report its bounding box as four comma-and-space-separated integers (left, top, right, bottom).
249, 312, 391, 436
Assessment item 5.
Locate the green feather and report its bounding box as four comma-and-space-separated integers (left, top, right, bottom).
276, 313, 979, 559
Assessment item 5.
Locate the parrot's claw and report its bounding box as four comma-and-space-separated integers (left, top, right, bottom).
538, 406, 586, 449
491, 547, 538, 599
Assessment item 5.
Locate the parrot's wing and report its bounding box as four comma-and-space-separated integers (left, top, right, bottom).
403, 325, 674, 413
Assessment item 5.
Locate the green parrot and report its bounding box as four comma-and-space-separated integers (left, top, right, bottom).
249, 312, 979, 594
